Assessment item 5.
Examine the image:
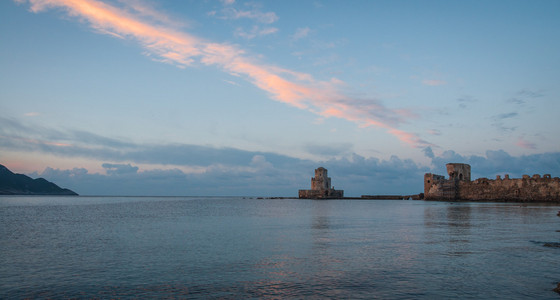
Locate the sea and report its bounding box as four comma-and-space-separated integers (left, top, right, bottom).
1, 196, 559, 299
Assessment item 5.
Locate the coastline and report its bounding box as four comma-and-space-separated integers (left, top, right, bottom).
258, 196, 560, 203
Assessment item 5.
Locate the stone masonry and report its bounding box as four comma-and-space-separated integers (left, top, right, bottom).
425, 163, 560, 202
299, 167, 344, 199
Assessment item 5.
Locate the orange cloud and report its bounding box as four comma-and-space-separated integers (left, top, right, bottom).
21, 0, 431, 148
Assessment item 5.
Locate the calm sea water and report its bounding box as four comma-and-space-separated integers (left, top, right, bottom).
1, 196, 559, 299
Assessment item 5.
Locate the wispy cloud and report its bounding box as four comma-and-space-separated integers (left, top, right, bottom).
516, 89, 543, 99
456, 95, 476, 109
490, 111, 519, 132
428, 129, 441, 136
516, 137, 536, 150
234, 25, 277, 39
223, 79, 239, 86
422, 79, 446, 86
494, 112, 518, 120
19, 0, 429, 147
217, 6, 278, 24
506, 89, 544, 105
292, 27, 310, 40
491, 122, 517, 133
506, 98, 525, 105
102, 162, 139, 175
23, 112, 40, 117
119, 0, 186, 28
0, 116, 302, 168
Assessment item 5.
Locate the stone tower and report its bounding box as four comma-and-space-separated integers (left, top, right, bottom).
299, 167, 344, 199
311, 167, 331, 190
446, 163, 471, 181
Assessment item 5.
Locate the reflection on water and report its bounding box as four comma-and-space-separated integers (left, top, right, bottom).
447, 205, 473, 257
422, 202, 560, 298
425, 204, 473, 256
312, 200, 333, 251
0, 197, 559, 299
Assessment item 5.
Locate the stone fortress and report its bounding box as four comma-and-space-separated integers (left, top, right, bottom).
299, 167, 344, 199
425, 163, 560, 202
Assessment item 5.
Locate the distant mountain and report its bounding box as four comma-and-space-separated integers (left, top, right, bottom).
0, 164, 78, 195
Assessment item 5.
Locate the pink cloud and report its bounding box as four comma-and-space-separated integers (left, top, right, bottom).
428, 129, 442, 136
516, 137, 536, 150
388, 128, 434, 148
20, 0, 431, 148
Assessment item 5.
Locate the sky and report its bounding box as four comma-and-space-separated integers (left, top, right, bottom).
1, 0, 559, 196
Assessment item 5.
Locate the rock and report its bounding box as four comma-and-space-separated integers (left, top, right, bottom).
554, 283, 560, 294
543, 243, 560, 248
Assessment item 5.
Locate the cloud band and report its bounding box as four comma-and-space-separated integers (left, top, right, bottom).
20, 0, 431, 147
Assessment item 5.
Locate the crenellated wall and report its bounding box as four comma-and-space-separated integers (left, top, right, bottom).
458, 174, 560, 201
424, 164, 560, 202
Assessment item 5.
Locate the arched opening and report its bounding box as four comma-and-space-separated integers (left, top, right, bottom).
459, 173, 463, 180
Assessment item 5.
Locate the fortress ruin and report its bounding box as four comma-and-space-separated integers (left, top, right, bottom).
424, 163, 560, 202
299, 167, 344, 199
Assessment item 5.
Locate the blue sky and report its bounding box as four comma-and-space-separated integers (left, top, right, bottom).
1, 0, 559, 196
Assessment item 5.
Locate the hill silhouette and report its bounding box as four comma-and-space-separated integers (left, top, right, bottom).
0, 164, 78, 195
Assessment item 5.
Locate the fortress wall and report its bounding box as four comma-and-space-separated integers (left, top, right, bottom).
298, 189, 344, 199
458, 175, 560, 202
424, 164, 560, 202
424, 173, 446, 196
424, 180, 456, 200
